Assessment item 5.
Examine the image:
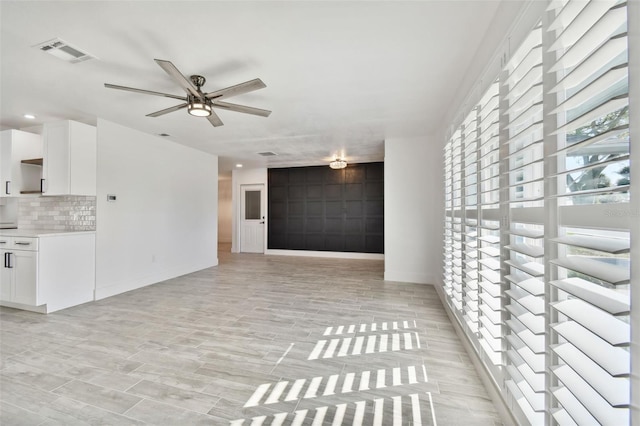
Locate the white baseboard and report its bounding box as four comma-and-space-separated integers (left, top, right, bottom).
266, 249, 384, 260
384, 270, 435, 285
94, 259, 218, 300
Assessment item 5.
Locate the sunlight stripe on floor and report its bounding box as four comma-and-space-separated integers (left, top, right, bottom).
234, 394, 435, 425
341, 372, 355, 393
377, 368, 386, 388
428, 392, 438, 426
284, 378, 305, 401
411, 393, 422, 426
243, 365, 429, 406
404, 332, 413, 350
392, 333, 400, 351
311, 406, 328, 426
373, 398, 384, 426
323, 339, 339, 358
264, 381, 288, 404
244, 383, 271, 407
303, 376, 322, 398
358, 370, 370, 391
308, 340, 327, 360
291, 409, 308, 426
393, 367, 401, 386
337, 337, 351, 357
352, 336, 364, 355
270, 413, 287, 426
408, 365, 418, 384
365, 335, 377, 354
353, 400, 366, 426
331, 403, 347, 426
323, 374, 339, 396
392, 395, 402, 426
249, 416, 266, 426
379, 334, 388, 352
321, 320, 416, 335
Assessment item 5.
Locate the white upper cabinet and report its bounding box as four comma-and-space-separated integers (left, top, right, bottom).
42, 120, 96, 196
0, 130, 43, 197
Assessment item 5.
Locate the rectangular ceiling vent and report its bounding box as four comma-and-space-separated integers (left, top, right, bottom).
33, 38, 96, 64
258, 151, 278, 157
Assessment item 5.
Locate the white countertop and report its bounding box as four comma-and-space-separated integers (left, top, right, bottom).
0, 229, 96, 238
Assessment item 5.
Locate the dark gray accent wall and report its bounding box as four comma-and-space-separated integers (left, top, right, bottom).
268, 162, 384, 253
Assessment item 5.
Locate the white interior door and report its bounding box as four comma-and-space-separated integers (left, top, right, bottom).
240, 184, 265, 253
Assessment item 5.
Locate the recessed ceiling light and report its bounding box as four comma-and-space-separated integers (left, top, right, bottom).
23, 114, 36, 119
235, 164, 243, 168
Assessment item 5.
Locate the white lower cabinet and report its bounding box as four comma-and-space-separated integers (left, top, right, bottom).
0, 232, 95, 313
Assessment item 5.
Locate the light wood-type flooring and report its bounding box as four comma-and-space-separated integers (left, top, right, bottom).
0, 247, 502, 425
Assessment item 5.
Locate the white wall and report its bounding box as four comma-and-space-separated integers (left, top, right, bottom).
384, 136, 441, 284
95, 119, 218, 300
218, 177, 232, 244
231, 167, 267, 253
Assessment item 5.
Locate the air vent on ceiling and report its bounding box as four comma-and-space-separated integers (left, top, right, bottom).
258, 151, 278, 157
33, 38, 96, 64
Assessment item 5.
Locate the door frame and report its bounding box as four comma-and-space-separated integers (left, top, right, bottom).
239, 183, 266, 253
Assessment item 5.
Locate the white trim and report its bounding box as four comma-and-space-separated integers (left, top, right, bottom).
94, 259, 217, 300
266, 249, 383, 261
627, 0, 639, 421
384, 270, 435, 285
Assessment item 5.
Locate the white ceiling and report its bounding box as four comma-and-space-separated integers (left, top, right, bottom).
1, 1, 510, 174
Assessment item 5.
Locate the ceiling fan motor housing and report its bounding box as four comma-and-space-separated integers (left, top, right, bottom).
190, 75, 206, 90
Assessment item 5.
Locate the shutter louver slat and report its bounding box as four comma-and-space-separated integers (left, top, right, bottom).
552, 321, 630, 376
549, 277, 630, 315
551, 256, 630, 285
553, 365, 630, 423
553, 386, 598, 425
551, 299, 629, 346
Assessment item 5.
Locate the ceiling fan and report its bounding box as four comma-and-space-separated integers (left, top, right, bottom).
104, 59, 271, 127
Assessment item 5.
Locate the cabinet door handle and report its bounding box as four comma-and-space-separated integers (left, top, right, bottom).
6, 253, 12, 268
3, 253, 6, 268
14, 242, 31, 246
5, 180, 10, 195
41, 178, 45, 193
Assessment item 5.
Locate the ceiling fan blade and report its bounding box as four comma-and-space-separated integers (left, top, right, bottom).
104, 83, 187, 101
207, 110, 224, 127
213, 101, 271, 117
146, 103, 188, 117
154, 59, 202, 99
205, 78, 266, 100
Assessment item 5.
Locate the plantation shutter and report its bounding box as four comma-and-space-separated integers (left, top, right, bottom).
547, 0, 630, 424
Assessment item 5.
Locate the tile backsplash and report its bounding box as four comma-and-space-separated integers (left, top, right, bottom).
18, 196, 96, 231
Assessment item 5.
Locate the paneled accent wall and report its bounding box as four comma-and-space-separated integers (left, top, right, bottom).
268, 163, 384, 253
18, 196, 96, 231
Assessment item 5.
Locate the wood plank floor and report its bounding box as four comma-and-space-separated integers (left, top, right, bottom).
0, 247, 502, 425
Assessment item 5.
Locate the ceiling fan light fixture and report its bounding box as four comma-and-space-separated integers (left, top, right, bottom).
188, 101, 212, 117
329, 158, 347, 169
